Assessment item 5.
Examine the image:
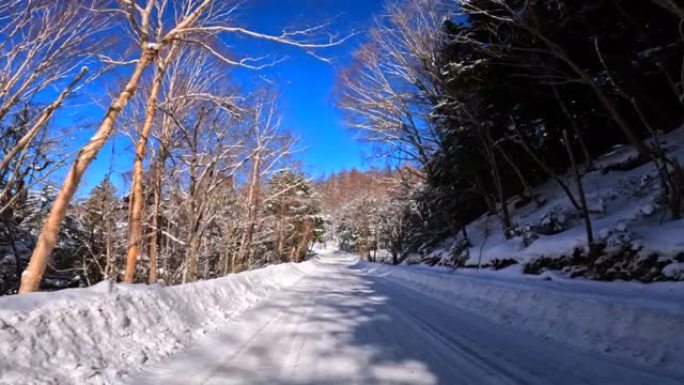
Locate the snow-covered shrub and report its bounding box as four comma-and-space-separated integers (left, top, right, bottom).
592, 248, 670, 282
402, 253, 423, 265
600, 226, 636, 250
513, 205, 573, 247
447, 238, 471, 266
510, 224, 538, 246
535, 209, 570, 235
523, 248, 589, 276
617, 174, 656, 199
662, 262, 684, 280
492, 258, 518, 270
523, 240, 684, 282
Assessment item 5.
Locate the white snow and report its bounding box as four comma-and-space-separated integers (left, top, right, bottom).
126, 251, 682, 384
662, 262, 684, 280
0, 261, 316, 385
356, 258, 684, 374
420, 126, 684, 275
1, 251, 683, 384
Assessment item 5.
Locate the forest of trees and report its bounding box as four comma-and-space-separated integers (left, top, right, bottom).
315, 168, 412, 264
2, 0, 684, 295
335, 0, 684, 278
0, 0, 335, 295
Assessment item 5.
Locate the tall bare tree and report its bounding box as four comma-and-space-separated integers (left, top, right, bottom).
338, 0, 449, 171
20, 0, 348, 292
235, 96, 296, 270
18, 0, 222, 292
0, 1, 106, 218
145, 47, 235, 283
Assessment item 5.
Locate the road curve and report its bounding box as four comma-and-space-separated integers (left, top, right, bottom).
127, 257, 681, 385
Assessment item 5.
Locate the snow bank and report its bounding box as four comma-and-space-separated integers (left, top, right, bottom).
0, 261, 316, 385
357, 261, 684, 374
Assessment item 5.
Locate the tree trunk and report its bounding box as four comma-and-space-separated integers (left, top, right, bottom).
147, 112, 174, 283
124, 51, 174, 283
525, 26, 652, 160
511, 120, 583, 211
230, 249, 238, 274
482, 130, 512, 237
236, 151, 262, 268
495, 144, 541, 206
276, 206, 285, 262
183, 231, 200, 283
295, 219, 313, 262
104, 212, 114, 280
562, 128, 594, 248
162, 219, 172, 282
183, 123, 202, 282
553, 86, 594, 168
147, 157, 163, 284
19, 51, 155, 293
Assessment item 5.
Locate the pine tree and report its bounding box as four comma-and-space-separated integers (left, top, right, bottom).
264, 170, 322, 263
82, 178, 120, 282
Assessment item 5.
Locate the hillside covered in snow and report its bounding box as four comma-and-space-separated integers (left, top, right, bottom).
411, 128, 684, 281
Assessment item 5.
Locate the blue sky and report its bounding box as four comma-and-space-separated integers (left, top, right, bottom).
66, 0, 385, 197
232, 0, 385, 177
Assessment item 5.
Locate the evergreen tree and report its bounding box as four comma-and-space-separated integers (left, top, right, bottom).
82, 178, 120, 283
264, 169, 323, 263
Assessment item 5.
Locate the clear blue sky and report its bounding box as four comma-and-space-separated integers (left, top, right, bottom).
233, 0, 385, 177
66, 0, 385, 197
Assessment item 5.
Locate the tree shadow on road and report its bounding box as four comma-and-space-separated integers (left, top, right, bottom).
128, 263, 682, 385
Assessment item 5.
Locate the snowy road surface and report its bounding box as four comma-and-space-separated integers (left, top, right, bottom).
128, 256, 681, 385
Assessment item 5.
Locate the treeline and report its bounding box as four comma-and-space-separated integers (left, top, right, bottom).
0, 0, 340, 295
316, 168, 410, 263
337, 0, 684, 265
72, 167, 323, 289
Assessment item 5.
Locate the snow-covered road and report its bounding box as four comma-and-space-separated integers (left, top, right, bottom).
127, 255, 681, 385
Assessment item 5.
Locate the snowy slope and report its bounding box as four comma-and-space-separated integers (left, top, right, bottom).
0, 261, 316, 385
415, 127, 684, 280
355, 259, 684, 374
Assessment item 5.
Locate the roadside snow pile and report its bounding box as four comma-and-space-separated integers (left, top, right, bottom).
0, 261, 315, 385
411, 127, 684, 281
358, 261, 684, 374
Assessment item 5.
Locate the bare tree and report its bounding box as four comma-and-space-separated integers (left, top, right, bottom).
0, 68, 88, 179
0, 1, 107, 219
235, 96, 296, 270
176, 106, 243, 283
145, 47, 236, 283
338, 0, 450, 170
123, 42, 180, 283
0, 1, 105, 121
18, 0, 215, 292
20, 0, 349, 292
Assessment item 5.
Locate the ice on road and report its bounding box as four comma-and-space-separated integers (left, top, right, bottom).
129, 257, 681, 385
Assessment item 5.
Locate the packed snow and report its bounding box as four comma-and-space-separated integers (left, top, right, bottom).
1, 250, 682, 384
0, 261, 316, 385
355, 259, 684, 373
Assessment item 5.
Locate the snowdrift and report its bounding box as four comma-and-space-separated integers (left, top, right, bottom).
356, 261, 684, 374
0, 261, 316, 385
